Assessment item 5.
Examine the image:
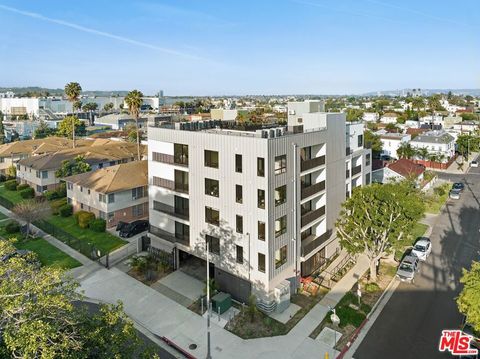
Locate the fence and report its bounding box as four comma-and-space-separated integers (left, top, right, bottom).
34, 220, 103, 260
99, 240, 138, 268
0, 195, 14, 209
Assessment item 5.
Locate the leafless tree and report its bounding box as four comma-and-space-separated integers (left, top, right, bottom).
12, 199, 51, 239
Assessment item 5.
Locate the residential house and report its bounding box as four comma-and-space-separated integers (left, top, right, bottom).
372, 159, 425, 186
379, 133, 411, 159
65, 161, 148, 228
410, 130, 456, 168
379, 113, 398, 124
362, 112, 379, 122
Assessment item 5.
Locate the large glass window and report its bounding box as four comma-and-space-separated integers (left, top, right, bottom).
205, 150, 219, 168
274, 155, 287, 175
132, 186, 146, 200
275, 185, 287, 206
258, 221, 265, 241
174, 170, 189, 193
174, 196, 189, 216
175, 222, 189, 241
300, 147, 311, 161
257, 189, 265, 209
257, 157, 265, 177
236, 245, 243, 264
258, 253, 266, 273
205, 178, 219, 197
174, 143, 189, 165
358, 134, 363, 147
235, 154, 242, 173
275, 245, 287, 269
205, 207, 220, 226
301, 173, 312, 187
275, 216, 287, 237
236, 185, 243, 203
236, 215, 243, 234
206, 235, 220, 255
108, 193, 115, 204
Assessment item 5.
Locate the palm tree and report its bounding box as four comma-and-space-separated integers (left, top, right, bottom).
428, 153, 438, 169
397, 142, 415, 159
416, 147, 429, 164
411, 97, 424, 114
64, 82, 82, 148
436, 153, 446, 169
125, 90, 144, 161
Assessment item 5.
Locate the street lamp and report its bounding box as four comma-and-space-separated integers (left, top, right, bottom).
329, 306, 340, 347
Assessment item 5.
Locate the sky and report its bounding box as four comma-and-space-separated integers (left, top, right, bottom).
0, 0, 479, 95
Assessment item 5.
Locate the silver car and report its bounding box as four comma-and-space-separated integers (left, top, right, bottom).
449, 189, 461, 200
411, 237, 432, 261
396, 255, 420, 283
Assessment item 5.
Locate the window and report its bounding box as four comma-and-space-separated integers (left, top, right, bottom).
206, 235, 220, 255
275, 216, 287, 237
366, 153, 371, 166
236, 185, 243, 203
275, 245, 287, 269
41, 171, 48, 179
205, 207, 220, 226
205, 150, 219, 168
366, 173, 371, 185
175, 222, 190, 241
358, 134, 363, 147
87, 189, 90, 195
174, 144, 189, 165
108, 193, 115, 203
274, 155, 287, 175
132, 186, 146, 200
235, 154, 242, 173
205, 178, 219, 197
174, 170, 189, 193
258, 221, 265, 241
67, 182, 73, 190
301, 173, 312, 187
236, 245, 243, 264
80, 203, 84, 210
0, 157, 3, 163
257, 189, 265, 209
132, 204, 144, 217
258, 253, 266, 273
257, 157, 265, 177
300, 147, 311, 161
236, 215, 243, 234
301, 227, 312, 240
99, 194, 106, 203
67, 197, 72, 204
109, 161, 116, 166
174, 196, 189, 217
36, 171, 40, 178
301, 201, 312, 215
80, 186, 83, 193
275, 185, 287, 206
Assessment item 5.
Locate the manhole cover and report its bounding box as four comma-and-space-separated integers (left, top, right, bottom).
189, 344, 197, 350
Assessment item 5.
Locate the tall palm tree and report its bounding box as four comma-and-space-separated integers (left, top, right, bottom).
125, 90, 144, 161
411, 97, 424, 114
397, 142, 415, 159
64, 82, 82, 148
416, 147, 429, 163
428, 153, 438, 169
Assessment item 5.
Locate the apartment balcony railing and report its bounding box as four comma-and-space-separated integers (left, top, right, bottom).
301, 180, 326, 200
346, 169, 350, 178
301, 232, 330, 256
300, 155, 326, 172
152, 177, 189, 194
153, 152, 188, 167
153, 202, 189, 220
301, 205, 326, 227
149, 225, 190, 247
352, 165, 362, 176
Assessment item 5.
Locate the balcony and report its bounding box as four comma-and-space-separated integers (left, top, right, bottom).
153, 152, 188, 167
301, 180, 326, 200
301, 155, 326, 172
301, 232, 330, 256
152, 177, 189, 194
153, 202, 189, 220
301, 205, 326, 227
149, 226, 190, 247
352, 165, 362, 176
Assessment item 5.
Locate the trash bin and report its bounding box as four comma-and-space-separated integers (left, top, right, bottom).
211, 292, 231, 314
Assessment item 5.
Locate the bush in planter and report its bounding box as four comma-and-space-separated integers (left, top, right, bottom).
17, 183, 30, 191
89, 218, 106, 232
51, 198, 67, 215
75, 211, 95, 229
4, 179, 18, 191
59, 204, 73, 217
20, 187, 35, 199
5, 221, 20, 234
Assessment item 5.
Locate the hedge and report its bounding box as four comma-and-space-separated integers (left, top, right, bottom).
59, 204, 73, 217
20, 187, 35, 199
89, 218, 106, 232
51, 198, 68, 215
5, 221, 20, 234
17, 183, 30, 191
44, 190, 60, 201
4, 180, 18, 191
74, 211, 95, 229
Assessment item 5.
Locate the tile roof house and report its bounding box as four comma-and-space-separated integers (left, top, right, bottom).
65, 161, 148, 227
372, 159, 425, 185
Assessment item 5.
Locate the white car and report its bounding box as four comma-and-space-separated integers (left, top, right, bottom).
411, 237, 432, 261
471, 160, 479, 168
449, 189, 461, 200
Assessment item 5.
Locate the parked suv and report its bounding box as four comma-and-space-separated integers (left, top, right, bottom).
396, 255, 420, 283
452, 182, 465, 192
411, 237, 432, 261
119, 220, 149, 238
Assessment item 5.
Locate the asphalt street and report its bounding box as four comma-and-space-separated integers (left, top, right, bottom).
355, 164, 480, 359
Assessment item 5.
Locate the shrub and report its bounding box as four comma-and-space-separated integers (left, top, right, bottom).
0, 174, 6, 183
44, 190, 60, 201
364, 282, 381, 293
16, 183, 30, 191
434, 186, 446, 197
51, 198, 67, 215
56, 182, 67, 198
5, 221, 20, 234
4, 179, 18, 191
19, 187, 35, 199
59, 204, 73, 217
77, 211, 95, 229
89, 218, 106, 232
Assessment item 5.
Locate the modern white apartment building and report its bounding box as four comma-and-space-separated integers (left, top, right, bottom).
147, 101, 371, 309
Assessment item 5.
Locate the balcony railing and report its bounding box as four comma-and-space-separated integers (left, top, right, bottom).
153, 202, 189, 220
152, 177, 189, 194
149, 225, 190, 247
300, 155, 326, 172
352, 165, 362, 176
301, 180, 326, 200
301, 232, 330, 256
153, 152, 188, 167
301, 205, 326, 227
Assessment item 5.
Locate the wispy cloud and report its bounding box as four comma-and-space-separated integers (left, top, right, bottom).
0, 4, 207, 60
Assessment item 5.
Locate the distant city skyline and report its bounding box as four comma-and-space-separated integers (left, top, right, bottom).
0, 0, 479, 95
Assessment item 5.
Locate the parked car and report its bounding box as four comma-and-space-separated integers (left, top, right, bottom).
396, 255, 420, 283
470, 160, 479, 168
411, 237, 432, 261
116, 221, 128, 232
119, 220, 149, 238
450, 189, 461, 200
453, 182, 465, 192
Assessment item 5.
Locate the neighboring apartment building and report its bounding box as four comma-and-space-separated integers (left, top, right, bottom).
65, 161, 148, 227
147, 101, 371, 310
16, 142, 144, 194
410, 130, 456, 163
379, 133, 411, 159
345, 122, 372, 197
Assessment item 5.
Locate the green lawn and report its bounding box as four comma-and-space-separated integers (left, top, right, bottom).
411, 222, 428, 239
0, 185, 24, 205
45, 215, 127, 253
425, 183, 451, 214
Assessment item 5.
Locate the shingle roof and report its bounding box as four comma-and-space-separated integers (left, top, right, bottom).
0, 137, 72, 157
64, 160, 148, 194
411, 131, 454, 144
388, 159, 425, 178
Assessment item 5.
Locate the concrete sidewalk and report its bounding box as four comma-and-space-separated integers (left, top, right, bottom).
436, 152, 479, 174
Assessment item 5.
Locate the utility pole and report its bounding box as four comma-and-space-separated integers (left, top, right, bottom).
206, 240, 212, 359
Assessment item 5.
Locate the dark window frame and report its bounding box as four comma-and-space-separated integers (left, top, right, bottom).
205, 150, 219, 168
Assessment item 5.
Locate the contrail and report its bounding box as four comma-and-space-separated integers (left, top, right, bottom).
0, 4, 205, 60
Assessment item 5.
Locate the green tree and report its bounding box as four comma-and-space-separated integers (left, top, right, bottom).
55, 155, 91, 178
397, 142, 416, 159
428, 95, 441, 115
0, 111, 5, 144
346, 108, 364, 122
411, 97, 425, 113
33, 120, 55, 139
125, 90, 144, 161
64, 82, 82, 148
457, 261, 480, 332
103, 102, 114, 112
82, 102, 98, 112
6, 164, 16, 179
416, 147, 429, 161
57, 115, 86, 139
336, 182, 424, 281
364, 130, 382, 157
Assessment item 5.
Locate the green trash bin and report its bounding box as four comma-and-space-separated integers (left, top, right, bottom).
211, 292, 231, 314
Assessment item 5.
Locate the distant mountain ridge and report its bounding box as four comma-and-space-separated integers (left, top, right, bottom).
360, 88, 480, 96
